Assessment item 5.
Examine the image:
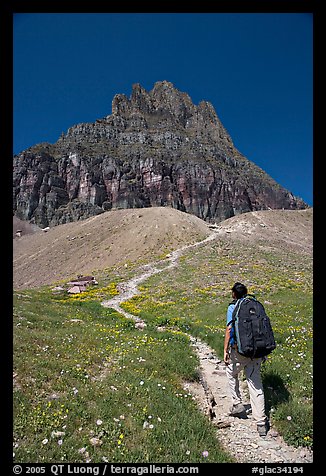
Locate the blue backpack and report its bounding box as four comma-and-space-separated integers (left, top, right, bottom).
231, 295, 276, 358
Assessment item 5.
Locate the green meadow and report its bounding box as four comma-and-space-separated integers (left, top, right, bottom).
13, 236, 312, 462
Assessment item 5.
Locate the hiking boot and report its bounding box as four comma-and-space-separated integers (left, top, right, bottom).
229, 403, 246, 416
257, 420, 270, 437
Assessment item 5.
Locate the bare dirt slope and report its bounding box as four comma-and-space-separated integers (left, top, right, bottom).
13, 207, 312, 290
214, 208, 313, 254
13, 207, 211, 289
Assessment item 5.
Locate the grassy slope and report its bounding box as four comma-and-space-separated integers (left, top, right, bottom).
13, 289, 233, 463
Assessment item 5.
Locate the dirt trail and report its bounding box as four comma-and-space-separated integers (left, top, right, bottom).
187, 338, 312, 463
101, 230, 313, 464
101, 232, 217, 319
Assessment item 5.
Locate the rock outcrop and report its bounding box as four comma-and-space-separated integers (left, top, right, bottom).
13, 81, 307, 227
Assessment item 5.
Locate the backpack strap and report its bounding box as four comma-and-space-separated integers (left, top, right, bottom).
231, 298, 243, 323
230, 295, 256, 324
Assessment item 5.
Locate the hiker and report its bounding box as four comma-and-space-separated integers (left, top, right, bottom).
223, 282, 270, 437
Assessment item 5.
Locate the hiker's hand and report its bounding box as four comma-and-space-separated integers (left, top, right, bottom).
224, 350, 230, 365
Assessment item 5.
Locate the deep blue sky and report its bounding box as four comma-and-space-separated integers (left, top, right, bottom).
13, 13, 313, 205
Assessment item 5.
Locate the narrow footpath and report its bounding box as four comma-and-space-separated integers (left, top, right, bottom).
101, 231, 313, 464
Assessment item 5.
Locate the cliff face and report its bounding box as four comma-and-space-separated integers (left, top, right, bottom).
13, 81, 307, 227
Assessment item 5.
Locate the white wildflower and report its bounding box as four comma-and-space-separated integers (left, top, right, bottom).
89, 437, 102, 446
51, 431, 65, 438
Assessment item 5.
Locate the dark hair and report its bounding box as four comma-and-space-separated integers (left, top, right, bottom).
231, 282, 248, 299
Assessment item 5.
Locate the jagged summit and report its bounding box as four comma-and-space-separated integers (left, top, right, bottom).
63, 80, 232, 148
117, 81, 228, 133
13, 81, 308, 228
111, 81, 200, 126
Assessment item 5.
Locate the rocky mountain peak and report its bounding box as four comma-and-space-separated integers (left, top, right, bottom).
13, 81, 308, 228
111, 81, 221, 132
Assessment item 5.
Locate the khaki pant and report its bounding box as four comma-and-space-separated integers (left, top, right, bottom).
225, 347, 267, 425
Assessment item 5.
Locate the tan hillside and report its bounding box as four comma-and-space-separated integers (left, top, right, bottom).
13, 207, 211, 289
13, 207, 312, 290
215, 208, 313, 254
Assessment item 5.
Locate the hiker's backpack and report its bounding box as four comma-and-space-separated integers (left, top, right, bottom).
231, 295, 276, 358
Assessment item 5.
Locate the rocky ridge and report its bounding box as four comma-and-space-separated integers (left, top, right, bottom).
13, 81, 307, 227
